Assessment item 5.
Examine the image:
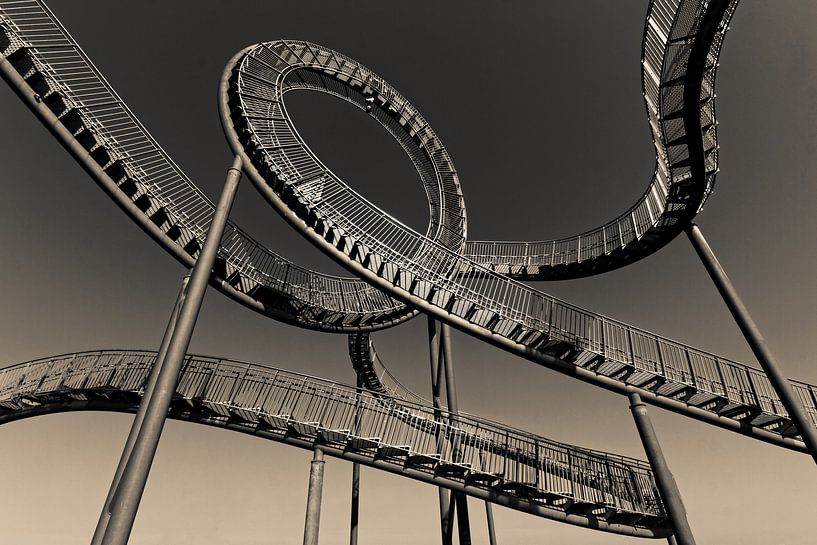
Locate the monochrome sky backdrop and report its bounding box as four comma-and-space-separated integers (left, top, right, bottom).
1, 1, 816, 544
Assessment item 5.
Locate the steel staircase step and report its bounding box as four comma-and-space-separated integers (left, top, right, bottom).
464, 471, 503, 487
259, 413, 291, 430
6, 47, 34, 75
231, 406, 263, 423
318, 428, 350, 444
376, 444, 411, 460
347, 436, 381, 452
288, 421, 320, 437
565, 500, 598, 515
435, 462, 471, 478
405, 452, 441, 469
0, 25, 10, 53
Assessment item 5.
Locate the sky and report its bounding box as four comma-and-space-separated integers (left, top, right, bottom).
1, 1, 816, 544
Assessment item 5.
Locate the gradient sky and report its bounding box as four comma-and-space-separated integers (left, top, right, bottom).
1, 1, 816, 544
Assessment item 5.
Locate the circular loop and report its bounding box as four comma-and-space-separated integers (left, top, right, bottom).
219, 40, 468, 330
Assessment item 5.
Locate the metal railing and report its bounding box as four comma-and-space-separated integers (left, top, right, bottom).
462, 0, 735, 277
230, 1, 817, 444
0, 0, 409, 329
0, 350, 664, 519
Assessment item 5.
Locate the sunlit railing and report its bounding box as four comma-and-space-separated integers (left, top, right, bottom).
0, 350, 664, 517
231, 0, 817, 441
0, 1, 406, 325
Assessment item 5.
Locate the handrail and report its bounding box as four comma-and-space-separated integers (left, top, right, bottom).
0, 349, 668, 536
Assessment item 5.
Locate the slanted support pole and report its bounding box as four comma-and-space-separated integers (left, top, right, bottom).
439, 324, 472, 545
628, 393, 695, 545
428, 318, 452, 545
484, 500, 497, 545
686, 224, 817, 463
99, 156, 243, 545
303, 448, 326, 545
90, 275, 190, 545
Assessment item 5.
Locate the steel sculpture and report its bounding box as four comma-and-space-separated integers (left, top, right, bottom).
0, 350, 670, 538
0, 0, 815, 544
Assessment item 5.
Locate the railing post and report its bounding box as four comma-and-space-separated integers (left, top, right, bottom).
427, 317, 452, 545
303, 448, 326, 545
99, 156, 243, 545
686, 224, 817, 463
628, 393, 696, 545
90, 275, 190, 545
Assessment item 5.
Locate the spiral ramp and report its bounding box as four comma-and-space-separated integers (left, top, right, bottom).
0, 0, 815, 542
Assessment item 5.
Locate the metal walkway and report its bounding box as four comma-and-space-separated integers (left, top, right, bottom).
0, 0, 813, 541
220, 10, 817, 454
0, 0, 814, 457
0, 349, 669, 538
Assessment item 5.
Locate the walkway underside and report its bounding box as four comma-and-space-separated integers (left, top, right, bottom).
0, 350, 671, 538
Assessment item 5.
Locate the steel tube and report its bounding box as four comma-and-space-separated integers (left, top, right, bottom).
90, 275, 189, 545
428, 318, 452, 545
440, 324, 472, 545
686, 224, 817, 463
303, 448, 326, 545
349, 462, 360, 545
485, 500, 498, 545
629, 393, 695, 545
100, 157, 243, 545
350, 376, 361, 545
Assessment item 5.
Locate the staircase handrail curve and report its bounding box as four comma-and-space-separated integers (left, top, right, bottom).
0, 349, 673, 537
0, 0, 472, 332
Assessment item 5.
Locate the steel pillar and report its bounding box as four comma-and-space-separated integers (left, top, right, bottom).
629, 393, 696, 545
686, 224, 817, 462
485, 500, 498, 545
350, 375, 361, 545
99, 156, 243, 545
303, 448, 326, 545
90, 275, 190, 545
349, 462, 360, 545
439, 324, 472, 545
428, 318, 453, 545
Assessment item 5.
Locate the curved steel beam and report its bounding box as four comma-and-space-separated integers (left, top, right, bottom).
0, 350, 673, 538
220, 2, 816, 456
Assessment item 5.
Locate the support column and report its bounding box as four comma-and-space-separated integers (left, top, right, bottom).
349, 463, 359, 545
303, 448, 326, 545
686, 224, 817, 463
90, 275, 190, 545
99, 156, 243, 545
427, 318, 452, 545
484, 500, 497, 545
628, 393, 695, 545
350, 375, 362, 545
439, 324, 472, 545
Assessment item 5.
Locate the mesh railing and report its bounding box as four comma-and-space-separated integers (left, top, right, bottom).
232, 11, 817, 436
0, 350, 664, 517
0, 0, 405, 324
